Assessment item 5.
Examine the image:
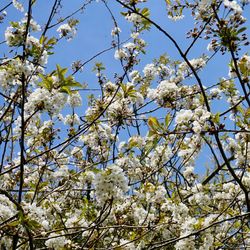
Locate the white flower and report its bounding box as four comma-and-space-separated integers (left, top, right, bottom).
13, 0, 24, 12
158, 80, 178, 94
5, 26, 22, 46
224, 0, 243, 13
228, 67, 237, 78
64, 114, 80, 125
133, 206, 148, 224
94, 165, 128, 204
175, 109, 193, 124
114, 49, 128, 60
123, 42, 136, 51
41, 220, 50, 230
147, 79, 178, 106
103, 81, 117, 95
1, 11, 7, 16
200, 233, 214, 250
143, 63, 158, 78
39, 50, 48, 65
131, 32, 140, 39
45, 233, 67, 250
119, 239, 136, 249
25, 88, 67, 115
207, 40, 219, 52
129, 70, 141, 84
0, 195, 16, 220
179, 57, 207, 72
118, 141, 127, 151
26, 36, 41, 48
57, 23, 76, 41
29, 19, 41, 31
107, 99, 133, 124
83, 171, 95, 182
192, 120, 202, 133
126, 13, 142, 24
168, 14, 185, 21
239, 54, 250, 70
198, 0, 213, 11
111, 27, 121, 36
154, 185, 167, 203
128, 135, 144, 148
71, 146, 83, 159
210, 87, 222, 99
183, 166, 194, 179
53, 165, 69, 179
135, 92, 144, 105
67, 92, 82, 107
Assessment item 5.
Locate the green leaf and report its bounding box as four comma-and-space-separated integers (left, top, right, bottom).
60, 86, 71, 94
144, 137, 159, 156
148, 130, 156, 137
148, 117, 160, 130
92, 62, 105, 72
38, 64, 83, 94
38, 74, 53, 91
212, 113, 220, 124
27, 219, 41, 230
10, 21, 19, 29
7, 220, 20, 227
165, 113, 171, 127
245, 108, 250, 119
56, 64, 68, 83
238, 56, 250, 77
237, 27, 247, 34
120, 11, 127, 17
128, 139, 138, 148
39, 35, 45, 45
141, 8, 150, 17
159, 54, 169, 64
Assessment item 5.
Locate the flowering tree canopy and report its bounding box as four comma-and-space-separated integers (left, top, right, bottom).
0, 0, 250, 249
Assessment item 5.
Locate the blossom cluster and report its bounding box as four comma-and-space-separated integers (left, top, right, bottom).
0, 0, 249, 249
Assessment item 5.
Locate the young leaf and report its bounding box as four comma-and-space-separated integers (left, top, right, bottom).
148, 117, 160, 130
165, 113, 171, 127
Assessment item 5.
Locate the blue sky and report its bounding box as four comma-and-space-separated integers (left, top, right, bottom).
2, 0, 248, 95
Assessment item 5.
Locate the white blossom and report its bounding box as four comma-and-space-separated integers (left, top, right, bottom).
143, 63, 158, 78
45, 234, 67, 250
13, 0, 24, 12
67, 91, 82, 107
114, 48, 128, 60
57, 23, 76, 40
224, 0, 243, 13
168, 14, 185, 21
111, 27, 121, 36
125, 13, 142, 24
94, 165, 128, 204
175, 109, 193, 124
